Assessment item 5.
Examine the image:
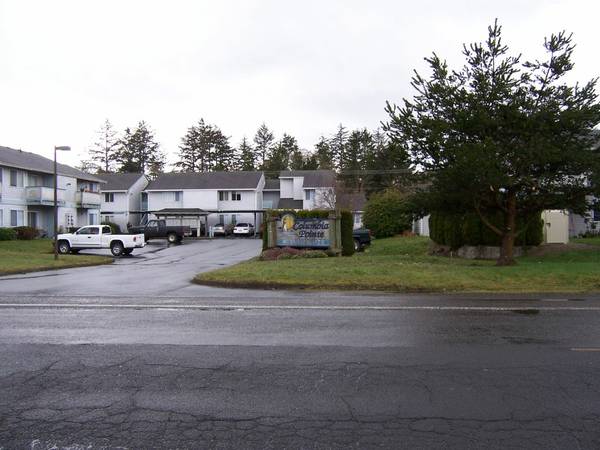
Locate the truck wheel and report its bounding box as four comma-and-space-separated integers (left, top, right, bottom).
57, 240, 70, 254
353, 239, 362, 252
110, 241, 124, 257
167, 233, 178, 244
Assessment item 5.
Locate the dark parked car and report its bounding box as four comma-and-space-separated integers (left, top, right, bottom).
128, 219, 191, 244
352, 228, 371, 251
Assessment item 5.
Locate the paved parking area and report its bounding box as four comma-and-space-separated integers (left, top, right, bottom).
0, 238, 262, 297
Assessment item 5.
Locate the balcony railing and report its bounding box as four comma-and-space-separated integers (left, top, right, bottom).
76, 191, 101, 209
25, 186, 65, 206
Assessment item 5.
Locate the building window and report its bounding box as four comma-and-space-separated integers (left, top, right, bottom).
10, 170, 23, 187
219, 214, 225, 224
218, 191, 229, 201
10, 210, 24, 227
263, 200, 273, 209
305, 189, 315, 201
594, 209, 600, 222
231, 191, 241, 201
174, 191, 182, 202
104, 193, 115, 203
89, 213, 98, 225
231, 214, 237, 225
65, 213, 74, 228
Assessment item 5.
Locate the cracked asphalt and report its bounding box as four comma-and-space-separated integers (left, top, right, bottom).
1, 240, 600, 448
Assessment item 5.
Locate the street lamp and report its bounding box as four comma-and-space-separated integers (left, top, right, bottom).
54, 145, 71, 260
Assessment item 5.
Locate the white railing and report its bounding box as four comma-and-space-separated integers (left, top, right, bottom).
76, 191, 101, 208
25, 186, 65, 205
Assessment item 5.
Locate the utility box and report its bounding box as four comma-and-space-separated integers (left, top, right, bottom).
542, 210, 569, 244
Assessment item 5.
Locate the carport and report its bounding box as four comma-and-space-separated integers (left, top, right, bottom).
152, 208, 210, 237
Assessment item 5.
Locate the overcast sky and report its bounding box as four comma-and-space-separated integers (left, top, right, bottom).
1, 0, 598, 169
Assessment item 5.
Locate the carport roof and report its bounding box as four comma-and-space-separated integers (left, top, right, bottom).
152, 208, 210, 217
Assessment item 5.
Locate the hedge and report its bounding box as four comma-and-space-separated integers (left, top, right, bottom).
340, 209, 354, 256
429, 211, 544, 249
13, 226, 39, 240
0, 227, 17, 241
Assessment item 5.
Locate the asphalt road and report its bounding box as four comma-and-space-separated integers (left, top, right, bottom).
1, 240, 600, 449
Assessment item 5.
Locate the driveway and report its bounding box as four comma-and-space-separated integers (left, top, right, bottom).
0, 238, 262, 297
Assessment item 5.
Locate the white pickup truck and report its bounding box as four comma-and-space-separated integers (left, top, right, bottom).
57, 225, 146, 257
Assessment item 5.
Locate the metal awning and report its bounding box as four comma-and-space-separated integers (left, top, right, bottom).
152, 208, 210, 218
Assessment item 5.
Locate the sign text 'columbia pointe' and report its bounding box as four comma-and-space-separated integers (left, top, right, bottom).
276, 213, 330, 248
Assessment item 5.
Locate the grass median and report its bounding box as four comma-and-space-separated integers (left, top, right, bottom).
0, 239, 113, 276
194, 236, 600, 293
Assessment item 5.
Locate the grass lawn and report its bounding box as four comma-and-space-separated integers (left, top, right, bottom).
194, 236, 600, 293
572, 236, 600, 246
0, 239, 113, 275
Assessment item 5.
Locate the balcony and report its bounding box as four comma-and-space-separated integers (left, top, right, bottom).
76, 191, 101, 209
25, 186, 65, 206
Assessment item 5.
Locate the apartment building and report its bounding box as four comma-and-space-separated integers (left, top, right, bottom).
0, 146, 104, 237
143, 171, 265, 230
277, 170, 336, 210
99, 173, 148, 231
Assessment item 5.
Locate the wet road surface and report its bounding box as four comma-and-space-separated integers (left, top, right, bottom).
1, 240, 600, 448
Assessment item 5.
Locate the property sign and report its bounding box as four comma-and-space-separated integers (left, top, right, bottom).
276, 213, 330, 248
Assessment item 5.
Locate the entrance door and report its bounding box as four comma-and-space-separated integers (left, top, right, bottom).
27, 211, 38, 229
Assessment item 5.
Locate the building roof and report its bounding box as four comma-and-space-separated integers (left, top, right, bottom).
99, 173, 146, 191
146, 171, 263, 191
278, 198, 304, 209
337, 191, 367, 211
279, 170, 336, 188
0, 146, 105, 183
263, 178, 280, 191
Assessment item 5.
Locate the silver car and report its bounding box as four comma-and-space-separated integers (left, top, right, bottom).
233, 223, 255, 236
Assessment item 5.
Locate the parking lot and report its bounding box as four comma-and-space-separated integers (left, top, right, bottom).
0, 238, 262, 297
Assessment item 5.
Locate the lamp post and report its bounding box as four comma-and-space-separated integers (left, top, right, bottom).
54, 145, 71, 260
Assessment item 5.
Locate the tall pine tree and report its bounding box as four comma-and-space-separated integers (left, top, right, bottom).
253, 123, 275, 170
116, 121, 165, 177
175, 119, 234, 172
263, 133, 298, 173
236, 137, 255, 171
83, 119, 120, 173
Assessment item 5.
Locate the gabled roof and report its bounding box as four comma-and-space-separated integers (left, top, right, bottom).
99, 173, 146, 191
279, 170, 336, 188
146, 171, 263, 190
0, 146, 105, 183
264, 179, 280, 191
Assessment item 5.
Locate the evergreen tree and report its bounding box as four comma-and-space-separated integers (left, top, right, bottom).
330, 124, 349, 170
314, 136, 334, 170
236, 137, 255, 171
116, 121, 165, 177
85, 119, 119, 173
289, 147, 306, 170
263, 133, 297, 173
175, 119, 234, 172
340, 129, 371, 189
385, 22, 600, 265
253, 123, 275, 169
363, 129, 411, 195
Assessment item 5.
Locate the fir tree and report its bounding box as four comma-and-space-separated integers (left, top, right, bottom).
253, 123, 275, 169
85, 119, 119, 173
236, 137, 255, 171
263, 133, 297, 173
116, 121, 165, 177
314, 136, 334, 170
175, 119, 234, 172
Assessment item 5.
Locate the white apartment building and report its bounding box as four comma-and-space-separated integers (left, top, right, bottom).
100, 173, 148, 231
143, 171, 265, 231
0, 146, 104, 237
277, 170, 336, 210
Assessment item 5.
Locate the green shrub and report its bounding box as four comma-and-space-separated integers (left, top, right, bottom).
0, 228, 17, 241
340, 209, 354, 256
363, 190, 413, 238
429, 211, 543, 247
101, 221, 121, 234
13, 226, 39, 240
